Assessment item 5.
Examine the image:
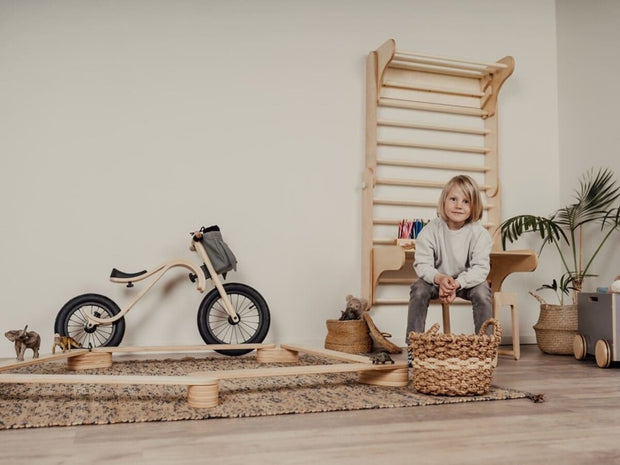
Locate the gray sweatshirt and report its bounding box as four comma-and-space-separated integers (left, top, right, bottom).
413, 217, 491, 289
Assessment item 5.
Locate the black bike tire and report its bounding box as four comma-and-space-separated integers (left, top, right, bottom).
197, 283, 270, 356
54, 293, 126, 348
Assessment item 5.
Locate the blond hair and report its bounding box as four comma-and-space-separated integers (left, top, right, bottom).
437, 175, 483, 223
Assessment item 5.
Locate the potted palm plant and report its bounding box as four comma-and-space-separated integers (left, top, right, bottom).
500, 167, 620, 354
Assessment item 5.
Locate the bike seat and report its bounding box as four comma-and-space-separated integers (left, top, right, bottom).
110, 268, 148, 279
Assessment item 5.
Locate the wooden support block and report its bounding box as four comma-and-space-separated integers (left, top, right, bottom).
358, 367, 409, 387
67, 351, 113, 370
256, 347, 299, 363
187, 380, 219, 409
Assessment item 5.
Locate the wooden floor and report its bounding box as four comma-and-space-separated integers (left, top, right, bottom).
1, 345, 620, 465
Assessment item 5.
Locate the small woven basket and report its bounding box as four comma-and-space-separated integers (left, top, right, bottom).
530, 292, 578, 355
324, 319, 372, 354
408, 319, 502, 396
533, 303, 578, 354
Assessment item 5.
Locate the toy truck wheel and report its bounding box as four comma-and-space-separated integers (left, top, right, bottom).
595, 339, 612, 368
573, 334, 587, 361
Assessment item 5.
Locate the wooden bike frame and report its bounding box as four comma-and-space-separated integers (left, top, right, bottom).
80, 231, 240, 327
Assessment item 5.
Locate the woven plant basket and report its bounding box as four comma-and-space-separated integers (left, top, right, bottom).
408, 319, 502, 396
530, 292, 578, 355
324, 318, 372, 354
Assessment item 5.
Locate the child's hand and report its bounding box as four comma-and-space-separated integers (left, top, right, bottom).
435, 274, 459, 303
440, 290, 457, 303
435, 274, 456, 294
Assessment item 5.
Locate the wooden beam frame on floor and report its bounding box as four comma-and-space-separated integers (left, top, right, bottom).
0, 343, 408, 409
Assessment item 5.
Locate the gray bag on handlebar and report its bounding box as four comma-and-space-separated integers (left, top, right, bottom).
200, 226, 237, 279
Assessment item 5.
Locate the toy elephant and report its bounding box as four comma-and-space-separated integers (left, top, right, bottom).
5, 325, 41, 361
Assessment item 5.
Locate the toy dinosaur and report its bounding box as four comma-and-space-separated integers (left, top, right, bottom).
52, 333, 82, 353
370, 352, 394, 364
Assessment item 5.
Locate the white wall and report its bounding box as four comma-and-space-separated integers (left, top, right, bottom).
0, 0, 558, 357
556, 0, 620, 292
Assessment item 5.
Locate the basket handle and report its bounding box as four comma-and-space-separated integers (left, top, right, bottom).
528, 291, 547, 305
479, 318, 502, 338
426, 322, 441, 336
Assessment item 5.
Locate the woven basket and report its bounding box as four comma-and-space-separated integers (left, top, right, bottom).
533, 303, 578, 355
529, 291, 578, 355
324, 319, 372, 354
408, 319, 502, 396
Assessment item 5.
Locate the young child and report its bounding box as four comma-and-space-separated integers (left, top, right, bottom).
406, 175, 493, 347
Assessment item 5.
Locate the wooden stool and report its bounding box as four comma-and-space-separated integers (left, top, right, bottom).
493, 291, 520, 360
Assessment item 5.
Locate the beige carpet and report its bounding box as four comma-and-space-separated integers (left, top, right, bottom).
0, 354, 540, 430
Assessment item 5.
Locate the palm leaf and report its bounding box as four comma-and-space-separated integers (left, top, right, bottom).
602, 206, 620, 229
500, 215, 568, 250
555, 168, 620, 230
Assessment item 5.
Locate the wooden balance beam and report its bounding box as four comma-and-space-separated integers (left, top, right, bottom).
0, 343, 409, 408
0, 344, 278, 372
0, 372, 219, 409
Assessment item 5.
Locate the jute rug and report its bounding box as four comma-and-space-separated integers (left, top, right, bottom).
0, 354, 540, 430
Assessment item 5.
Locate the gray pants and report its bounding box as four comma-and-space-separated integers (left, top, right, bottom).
406, 279, 493, 340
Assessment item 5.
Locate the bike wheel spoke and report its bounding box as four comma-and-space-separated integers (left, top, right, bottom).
199, 286, 269, 352
66, 305, 115, 347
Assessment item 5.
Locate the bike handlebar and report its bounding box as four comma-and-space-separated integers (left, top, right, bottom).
191, 225, 220, 242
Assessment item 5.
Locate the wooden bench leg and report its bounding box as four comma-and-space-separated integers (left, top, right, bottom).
493, 292, 520, 360
441, 303, 451, 334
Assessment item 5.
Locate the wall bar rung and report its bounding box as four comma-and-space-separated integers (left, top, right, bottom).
373, 238, 398, 245
374, 198, 493, 210
372, 299, 410, 305
376, 178, 444, 189
377, 139, 490, 154
379, 98, 488, 117
376, 159, 489, 172
373, 218, 403, 226
377, 278, 414, 285
373, 298, 472, 306
374, 218, 492, 226
383, 80, 484, 98
376, 177, 491, 190
393, 51, 509, 71
388, 61, 485, 79
373, 199, 437, 208
377, 120, 490, 135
